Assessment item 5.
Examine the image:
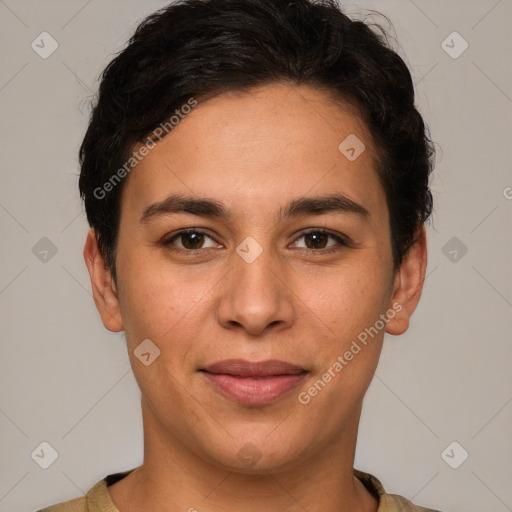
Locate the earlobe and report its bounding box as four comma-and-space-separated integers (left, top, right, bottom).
83, 228, 124, 332
385, 226, 427, 336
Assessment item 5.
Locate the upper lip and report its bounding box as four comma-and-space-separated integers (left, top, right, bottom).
201, 359, 307, 377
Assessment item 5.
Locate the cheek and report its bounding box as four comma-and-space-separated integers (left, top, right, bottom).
305, 260, 392, 340
117, 258, 206, 408
115, 247, 184, 343
297, 268, 388, 424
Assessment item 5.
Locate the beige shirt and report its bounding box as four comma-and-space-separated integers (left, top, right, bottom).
38, 468, 442, 512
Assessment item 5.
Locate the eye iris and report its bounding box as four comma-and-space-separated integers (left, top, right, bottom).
182, 232, 204, 249
175, 232, 332, 250
305, 232, 328, 249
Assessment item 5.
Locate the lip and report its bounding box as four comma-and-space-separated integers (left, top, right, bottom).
200, 359, 308, 406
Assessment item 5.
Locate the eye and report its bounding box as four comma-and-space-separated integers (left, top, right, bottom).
161, 228, 348, 254
291, 229, 348, 253
162, 229, 220, 251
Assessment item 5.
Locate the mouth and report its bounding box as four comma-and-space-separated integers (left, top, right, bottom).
199, 359, 309, 406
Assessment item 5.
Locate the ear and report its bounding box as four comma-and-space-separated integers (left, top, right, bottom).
83, 228, 124, 332
385, 226, 427, 336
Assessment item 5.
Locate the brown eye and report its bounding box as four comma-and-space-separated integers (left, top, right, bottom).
303, 232, 329, 249
292, 229, 348, 252
162, 229, 219, 251
179, 231, 205, 249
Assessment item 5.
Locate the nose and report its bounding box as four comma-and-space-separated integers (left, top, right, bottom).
215, 242, 296, 336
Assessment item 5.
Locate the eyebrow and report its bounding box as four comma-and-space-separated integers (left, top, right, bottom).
140, 193, 369, 223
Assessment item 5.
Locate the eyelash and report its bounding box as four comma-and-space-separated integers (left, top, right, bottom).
161, 228, 349, 255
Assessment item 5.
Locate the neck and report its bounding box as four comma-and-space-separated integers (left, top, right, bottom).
108, 398, 378, 512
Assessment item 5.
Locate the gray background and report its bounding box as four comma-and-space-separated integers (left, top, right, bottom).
0, 1, 511, 511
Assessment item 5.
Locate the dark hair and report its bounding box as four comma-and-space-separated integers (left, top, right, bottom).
79, 0, 434, 283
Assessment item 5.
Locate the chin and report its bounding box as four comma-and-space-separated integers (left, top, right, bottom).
199, 429, 308, 475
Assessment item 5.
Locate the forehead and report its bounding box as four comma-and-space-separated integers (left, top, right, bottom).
121, 82, 386, 222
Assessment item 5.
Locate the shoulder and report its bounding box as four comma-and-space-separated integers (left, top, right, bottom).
37, 495, 87, 512
36, 475, 114, 512
355, 469, 445, 512
382, 491, 444, 512
36, 468, 136, 512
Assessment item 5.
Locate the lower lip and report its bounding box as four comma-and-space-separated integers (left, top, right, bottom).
201, 371, 308, 406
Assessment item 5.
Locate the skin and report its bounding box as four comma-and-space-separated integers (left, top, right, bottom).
84, 82, 427, 512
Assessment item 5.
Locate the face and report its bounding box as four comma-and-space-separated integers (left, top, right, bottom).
86, 82, 425, 474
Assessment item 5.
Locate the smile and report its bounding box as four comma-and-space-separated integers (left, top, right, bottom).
199, 359, 309, 406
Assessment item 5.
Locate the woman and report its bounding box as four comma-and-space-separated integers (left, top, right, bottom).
40, 1, 439, 510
